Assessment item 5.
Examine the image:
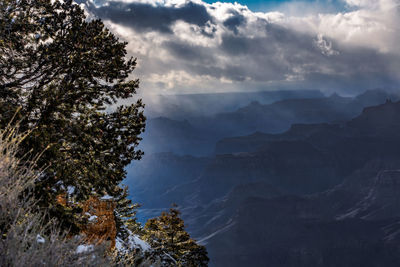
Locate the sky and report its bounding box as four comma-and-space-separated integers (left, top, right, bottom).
78, 0, 400, 96
203, 0, 347, 13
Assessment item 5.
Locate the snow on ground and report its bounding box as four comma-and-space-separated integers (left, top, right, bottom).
67, 185, 75, 195
115, 229, 151, 252
88, 215, 98, 221
128, 234, 151, 252
100, 194, 113, 200
36, 234, 45, 244
76, 244, 94, 254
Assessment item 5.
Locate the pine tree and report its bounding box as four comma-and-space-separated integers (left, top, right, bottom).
115, 186, 142, 239
144, 206, 209, 266
0, 0, 145, 231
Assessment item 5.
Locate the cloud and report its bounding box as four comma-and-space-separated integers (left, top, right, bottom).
314, 34, 339, 56
223, 11, 247, 35
81, 0, 212, 33
79, 0, 400, 95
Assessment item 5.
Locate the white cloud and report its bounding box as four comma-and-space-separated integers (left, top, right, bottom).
314, 34, 339, 56
344, 0, 399, 9
80, 0, 400, 95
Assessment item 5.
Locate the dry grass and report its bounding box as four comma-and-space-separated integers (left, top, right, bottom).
0, 126, 111, 266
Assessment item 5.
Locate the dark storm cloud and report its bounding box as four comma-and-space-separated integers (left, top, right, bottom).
223, 12, 246, 34
218, 26, 320, 80
163, 41, 214, 64
163, 19, 400, 87
84, 1, 213, 33
217, 19, 400, 87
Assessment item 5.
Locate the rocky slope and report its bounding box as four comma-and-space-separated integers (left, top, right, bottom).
126, 91, 400, 266
187, 101, 400, 266
194, 160, 400, 266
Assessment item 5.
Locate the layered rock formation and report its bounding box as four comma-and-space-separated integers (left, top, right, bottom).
56, 195, 117, 248
81, 196, 117, 248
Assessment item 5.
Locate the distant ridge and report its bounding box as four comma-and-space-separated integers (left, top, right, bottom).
145, 89, 325, 119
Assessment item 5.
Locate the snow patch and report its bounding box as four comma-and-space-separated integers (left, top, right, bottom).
67, 185, 75, 195
100, 194, 113, 200
36, 234, 45, 244
88, 215, 98, 222
129, 234, 151, 252
76, 244, 94, 254
115, 229, 151, 253
85, 212, 98, 222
